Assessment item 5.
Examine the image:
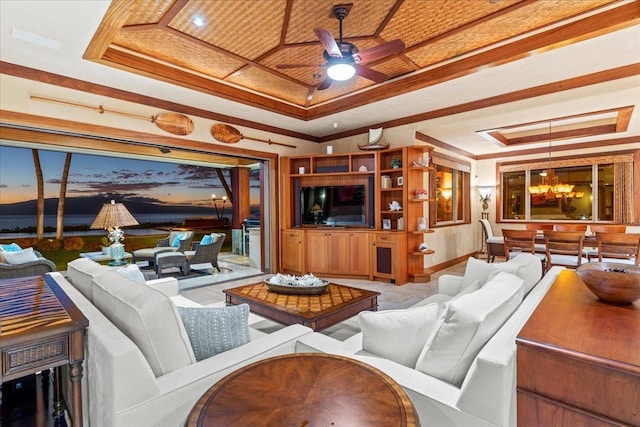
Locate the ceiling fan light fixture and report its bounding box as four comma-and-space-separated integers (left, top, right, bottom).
327, 62, 355, 81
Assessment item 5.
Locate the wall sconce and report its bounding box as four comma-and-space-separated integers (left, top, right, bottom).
478, 186, 493, 211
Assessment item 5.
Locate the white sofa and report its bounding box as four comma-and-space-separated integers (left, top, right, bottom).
50, 258, 313, 427
296, 255, 565, 427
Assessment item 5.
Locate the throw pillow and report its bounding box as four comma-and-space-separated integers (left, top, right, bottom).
2, 247, 39, 264
462, 256, 496, 288
359, 303, 440, 368
116, 264, 146, 285
415, 272, 524, 386
1, 243, 22, 252
171, 233, 187, 247
200, 234, 214, 245
177, 304, 251, 361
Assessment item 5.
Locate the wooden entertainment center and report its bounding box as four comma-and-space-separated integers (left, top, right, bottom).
280, 146, 435, 285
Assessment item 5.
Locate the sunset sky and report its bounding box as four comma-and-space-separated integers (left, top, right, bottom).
0, 146, 260, 206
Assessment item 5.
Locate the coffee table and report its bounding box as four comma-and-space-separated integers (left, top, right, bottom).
223, 282, 380, 331
186, 353, 419, 426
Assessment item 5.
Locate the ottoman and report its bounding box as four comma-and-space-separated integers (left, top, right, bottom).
155, 252, 188, 278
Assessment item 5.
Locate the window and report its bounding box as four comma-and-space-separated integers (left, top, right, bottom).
430, 153, 471, 227
499, 153, 635, 223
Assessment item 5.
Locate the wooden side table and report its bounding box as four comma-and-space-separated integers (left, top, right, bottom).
0, 275, 88, 426
516, 270, 640, 426
187, 353, 419, 426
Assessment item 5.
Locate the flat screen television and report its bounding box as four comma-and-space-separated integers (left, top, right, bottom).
295, 180, 373, 227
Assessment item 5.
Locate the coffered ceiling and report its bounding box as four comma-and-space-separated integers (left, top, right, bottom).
86, 0, 632, 120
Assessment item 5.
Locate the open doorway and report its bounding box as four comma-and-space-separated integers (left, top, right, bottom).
0, 136, 276, 288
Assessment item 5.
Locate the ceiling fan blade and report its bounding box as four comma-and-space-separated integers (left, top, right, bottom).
314, 28, 342, 58
355, 39, 405, 63
356, 65, 389, 83
317, 77, 333, 91
276, 63, 324, 69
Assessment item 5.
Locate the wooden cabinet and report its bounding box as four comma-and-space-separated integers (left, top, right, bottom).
281, 229, 304, 273
281, 146, 436, 285
371, 232, 407, 284
516, 270, 640, 426
305, 230, 369, 276
349, 232, 370, 276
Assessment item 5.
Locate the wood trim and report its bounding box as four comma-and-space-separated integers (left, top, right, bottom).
321, 63, 640, 143
635, 150, 640, 224
415, 132, 475, 159
0, 61, 319, 143
0, 110, 279, 164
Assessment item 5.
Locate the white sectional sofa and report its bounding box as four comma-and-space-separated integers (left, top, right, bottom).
49, 258, 313, 427
296, 254, 564, 427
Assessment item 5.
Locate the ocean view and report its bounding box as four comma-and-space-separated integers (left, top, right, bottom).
0, 213, 216, 238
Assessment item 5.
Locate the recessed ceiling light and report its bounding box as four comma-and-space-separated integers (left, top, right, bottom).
192, 16, 205, 27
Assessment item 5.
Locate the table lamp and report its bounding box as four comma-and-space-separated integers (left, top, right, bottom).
90, 200, 139, 265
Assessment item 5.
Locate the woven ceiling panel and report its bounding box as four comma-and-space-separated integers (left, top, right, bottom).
259, 44, 327, 86
286, 0, 396, 44
171, 0, 287, 60
226, 66, 310, 105
124, 0, 175, 26
113, 28, 246, 78
406, 0, 617, 68
381, 0, 521, 48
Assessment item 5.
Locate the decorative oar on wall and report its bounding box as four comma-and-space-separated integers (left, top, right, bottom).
211, 123, 296, 148
30, 95, 194, 136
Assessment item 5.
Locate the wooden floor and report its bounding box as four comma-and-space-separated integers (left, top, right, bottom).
1, 372, 67, 427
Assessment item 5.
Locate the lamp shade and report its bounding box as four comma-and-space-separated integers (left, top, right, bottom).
90, 200, 139, 230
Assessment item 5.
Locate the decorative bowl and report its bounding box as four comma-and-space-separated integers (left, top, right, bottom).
576, 262, 640, 305
264, 274, 329, 295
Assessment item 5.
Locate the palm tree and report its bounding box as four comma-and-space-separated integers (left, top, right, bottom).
32, 149, 44, 239
56, 153, 73, 239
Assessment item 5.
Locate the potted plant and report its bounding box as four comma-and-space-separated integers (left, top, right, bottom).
414, 189, 429, 199
390, 158, 402, 169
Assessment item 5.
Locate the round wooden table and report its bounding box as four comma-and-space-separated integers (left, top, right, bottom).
186, 353, 420, 426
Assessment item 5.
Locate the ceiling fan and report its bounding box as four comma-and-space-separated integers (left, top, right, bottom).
276, 5, 405, 91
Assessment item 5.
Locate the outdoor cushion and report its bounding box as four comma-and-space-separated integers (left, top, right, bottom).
2, 247, 38, 264
171, 233, 187, 247
91, 270, 195, 377
359, 303, 440, 368
200, 234, 214, 245
177, 304, 251, 361
1, 243, 22, 252
415, 272, 524, 386
117, 264, 146, 284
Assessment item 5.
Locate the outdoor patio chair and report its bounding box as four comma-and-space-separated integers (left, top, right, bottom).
183, 232, 226, 273
0, 249, 57, 279
132, 230, 194, 266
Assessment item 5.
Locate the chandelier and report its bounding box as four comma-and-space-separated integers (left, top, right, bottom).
527, 122, 575, 198
528, 169, 574, 196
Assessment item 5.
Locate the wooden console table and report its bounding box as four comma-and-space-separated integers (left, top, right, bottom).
187, 353, 419, 426
0, 275, 88, 426
516, 270, 639, 426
